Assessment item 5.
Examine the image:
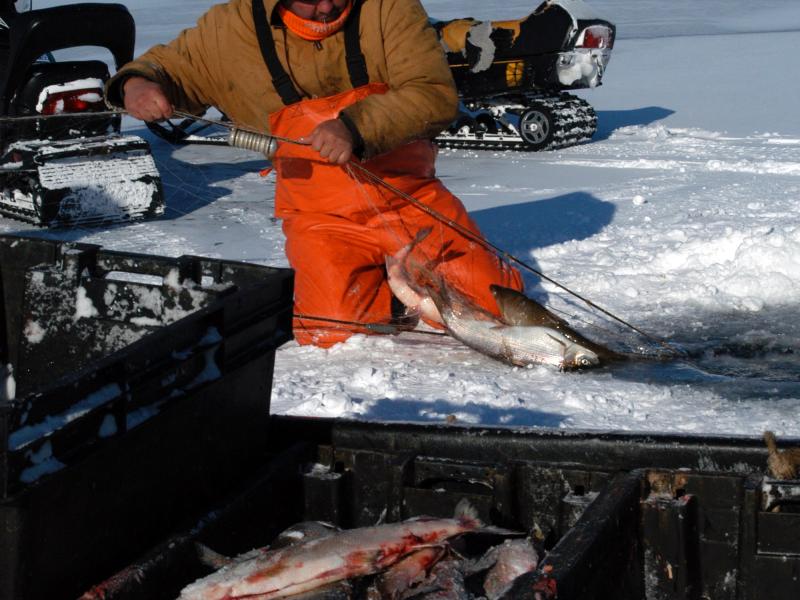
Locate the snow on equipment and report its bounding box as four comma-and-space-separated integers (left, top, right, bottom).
0, 234, 293, 599
433, 0, 615, 151
0, 1, 164, 227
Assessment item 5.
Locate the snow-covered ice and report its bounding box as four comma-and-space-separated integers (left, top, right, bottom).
7, 0, 800, 437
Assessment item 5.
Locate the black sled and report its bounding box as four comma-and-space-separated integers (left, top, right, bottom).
0, 1, 164, 227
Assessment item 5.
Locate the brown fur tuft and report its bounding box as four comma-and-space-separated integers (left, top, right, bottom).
764, 431, 800, 480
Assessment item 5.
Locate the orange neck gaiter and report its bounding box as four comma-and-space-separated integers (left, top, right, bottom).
278, 1, 353, 41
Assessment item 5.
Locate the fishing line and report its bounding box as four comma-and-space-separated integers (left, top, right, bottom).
293, 313, 447, 336
3, 108, 676, 353
345, 160, 678, 355
1, 111, 278, 254
342, 161, 449, 277
165, 114, 667, 352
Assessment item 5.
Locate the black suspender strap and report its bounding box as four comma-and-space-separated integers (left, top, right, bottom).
344, 0, 369, 88
252, 0, 302, 105
251, 0, 370, 106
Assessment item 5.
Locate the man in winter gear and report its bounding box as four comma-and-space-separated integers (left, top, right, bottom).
107, 0, 523, 347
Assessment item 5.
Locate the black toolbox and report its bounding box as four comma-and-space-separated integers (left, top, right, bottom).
80, 418, 800, 600
0, 234, 293, 600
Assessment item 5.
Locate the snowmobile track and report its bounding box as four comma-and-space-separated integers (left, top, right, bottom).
436, 95, 598, 152
0, 136, 164, 227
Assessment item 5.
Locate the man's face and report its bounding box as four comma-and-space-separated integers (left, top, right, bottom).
283, 0, 349, 22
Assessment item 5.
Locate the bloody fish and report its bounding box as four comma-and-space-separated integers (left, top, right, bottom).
177, 500, 486, 600
370, 547, 445, 599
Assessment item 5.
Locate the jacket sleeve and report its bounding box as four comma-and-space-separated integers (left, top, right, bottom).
339, 0, 459, 158
105, 3, 228, 115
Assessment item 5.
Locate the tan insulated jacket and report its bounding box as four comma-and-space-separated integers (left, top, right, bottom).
106, 0, 459, 159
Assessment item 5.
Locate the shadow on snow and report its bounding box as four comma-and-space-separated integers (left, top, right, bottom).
593, 106, 675, 140
361, 397, 567, 428
470, 191, 615, 294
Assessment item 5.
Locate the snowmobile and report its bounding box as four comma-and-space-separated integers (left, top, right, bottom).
0, 0, 164, 227
433, 0, 615, 151
143, 0, 615, 154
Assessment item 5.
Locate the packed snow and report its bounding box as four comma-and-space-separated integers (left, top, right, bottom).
6, 0, 800, 438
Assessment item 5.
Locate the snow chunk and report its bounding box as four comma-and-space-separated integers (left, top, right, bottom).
9, 383, 123, 450
98, 414, 118, 438
23, 320, 46, 344
74, 286, 99, 320
20, 441, 66, 483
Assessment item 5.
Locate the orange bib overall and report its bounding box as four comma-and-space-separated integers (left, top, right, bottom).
256, 1, 522, 347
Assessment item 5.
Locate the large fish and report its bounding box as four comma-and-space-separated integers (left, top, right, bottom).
428, 281, 601, 370
490, 285, 621, 363
177, 500, 488, 600
386, 230, 604, 369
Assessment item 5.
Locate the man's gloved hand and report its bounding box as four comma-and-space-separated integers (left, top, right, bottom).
302, 119, 354, 165
122, 76, 174, 122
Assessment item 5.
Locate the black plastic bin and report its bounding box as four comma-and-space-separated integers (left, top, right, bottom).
0, 234, 293, 600
79, 418, 800, 600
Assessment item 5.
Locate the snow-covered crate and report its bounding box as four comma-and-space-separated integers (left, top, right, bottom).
79, 419, 800, 600
0, 234, 293, 600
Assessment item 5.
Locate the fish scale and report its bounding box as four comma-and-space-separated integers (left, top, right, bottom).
442, 315, 571, 368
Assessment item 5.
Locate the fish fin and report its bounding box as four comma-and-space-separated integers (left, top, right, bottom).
490, 285, 565, 328
414, 226, 433, 245
544, 332, 568, 349
454, 498, 482, 528
386, 227, 433, 271
271, 520, 339, 550
195, 543, 233, 570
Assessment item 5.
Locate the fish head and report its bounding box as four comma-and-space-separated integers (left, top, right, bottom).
563, 344, 600, 369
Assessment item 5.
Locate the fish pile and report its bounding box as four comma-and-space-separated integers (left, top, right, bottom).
177, 500, 543, 600
386, 229, 617, 370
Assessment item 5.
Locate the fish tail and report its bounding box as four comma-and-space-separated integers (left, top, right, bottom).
195, 542, 232, 570
397, 227, 436, 285
454, 499, 482, 528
